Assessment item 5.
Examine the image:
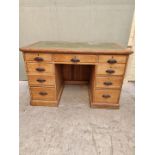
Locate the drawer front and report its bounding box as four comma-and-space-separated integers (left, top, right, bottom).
27, 63, 55, 75
99, 55, 127, 64
95, 76, 123, 89
94, 89, 120, 104
31, 87, 56, 100
28, 75, 55, 86
25, 53, 52, 62
96, 64, 126, 75
54, 54, 97, 63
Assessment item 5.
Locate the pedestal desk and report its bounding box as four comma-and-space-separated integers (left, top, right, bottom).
20, 41, 132, 108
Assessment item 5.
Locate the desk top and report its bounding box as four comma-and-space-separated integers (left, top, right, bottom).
20, 41, 132, 54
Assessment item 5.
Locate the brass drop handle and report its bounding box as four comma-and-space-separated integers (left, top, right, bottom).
37, 79, 46, 83
106, 69, 115, 74
39, 92, 48, 96
34, 57, 44, 62
102, 94, 111, 98
107, 59, 117, 64
104, 81, 113, 86
71, 57, 80, 63
36, 67, 45, 72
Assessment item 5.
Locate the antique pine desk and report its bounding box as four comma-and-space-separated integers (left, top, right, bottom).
20, 41, 132, 108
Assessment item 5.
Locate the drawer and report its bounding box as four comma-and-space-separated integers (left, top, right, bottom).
28, 75, 55, 86
99, 55, 127, 64
54, 54, 97, 63
31, 87, 56, 101
95, 76, 123, 89
94, 89, 120, 104
27, 63, 55, 75
25, 53, 52, 62
96, 64, 126, 75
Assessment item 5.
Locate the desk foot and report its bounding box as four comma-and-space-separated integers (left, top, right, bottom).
31, 100, 58, 107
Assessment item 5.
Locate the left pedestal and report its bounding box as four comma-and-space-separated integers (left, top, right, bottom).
23, 53, 63, 107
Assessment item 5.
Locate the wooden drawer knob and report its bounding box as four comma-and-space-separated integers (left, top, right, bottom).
36, 67, 45, 72
102, 94, 111, 98
104, 81, 113, 86
34, 57, 44, 62
106, 69, 115, 74
107, 59, 117, 64
37, 79, 46, 83
39, 92, 48, 96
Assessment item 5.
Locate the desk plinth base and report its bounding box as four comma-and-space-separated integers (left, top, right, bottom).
90, 103, 120, 109
31, 100, 58, 107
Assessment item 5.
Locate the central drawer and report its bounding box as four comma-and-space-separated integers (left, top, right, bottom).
31, 87, 56, 101
27, 63, 55, 75
54, 54, 97, 63
94, 89, 120, 104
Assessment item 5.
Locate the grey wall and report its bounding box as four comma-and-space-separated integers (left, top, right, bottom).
19, 0, 134, 80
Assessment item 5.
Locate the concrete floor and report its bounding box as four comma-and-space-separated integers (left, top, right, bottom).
19, 81, 135, 155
